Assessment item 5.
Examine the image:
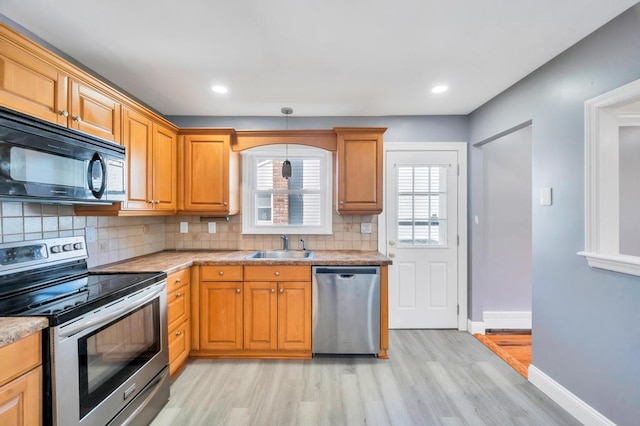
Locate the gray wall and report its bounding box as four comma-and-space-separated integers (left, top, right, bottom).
468, 5, 640, 424
619, 126, 640, 257
167, 115, 468, 143
482, 126, 532, 313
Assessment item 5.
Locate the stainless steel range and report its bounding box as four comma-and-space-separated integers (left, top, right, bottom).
0, 236, 169, 426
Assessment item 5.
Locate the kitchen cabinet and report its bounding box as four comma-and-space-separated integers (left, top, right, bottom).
179, 130, 240, 216
335, 127, 386, 215
243, 266, 312, 352
193, 265, 311, 357
197, 266, 244, 351
0, 331, 42, 426
167, 268, 191, 376
0, 29, 121, 143
75, 108, 177, 216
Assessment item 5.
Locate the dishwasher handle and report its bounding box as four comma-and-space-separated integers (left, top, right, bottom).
313, 267, 379, 275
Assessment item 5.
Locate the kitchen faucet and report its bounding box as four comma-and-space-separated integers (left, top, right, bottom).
280, 235, 289, 251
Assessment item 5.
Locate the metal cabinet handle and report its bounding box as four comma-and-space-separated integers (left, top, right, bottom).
154, 200, 161, 204
279, 287, 284, 294
175, 330, 181, 336
72, 116, 82, 122
59, 110, 69, 117
271, 288, 275, 293
223, 201, 228, 206
147, 200, 154, 204
175, 292, 182, 297
339, 200, 344, 204
219, 271, 224, 276
175, 278, 181, 283
236, 288, 241, 294
274, 271, 280, 276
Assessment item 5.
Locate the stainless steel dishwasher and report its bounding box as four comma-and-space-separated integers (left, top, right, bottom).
312, 266, 380, 355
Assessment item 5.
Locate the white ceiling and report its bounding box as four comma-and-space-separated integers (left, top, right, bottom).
1, 1, 637, 116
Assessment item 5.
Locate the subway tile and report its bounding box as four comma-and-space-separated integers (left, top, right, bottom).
24, 217, 42, 233
59, 216, 73, 230
2, 202, 23, 217
24, 232, 43, 241
58, 205, 74, 216
23, 203, 42, 217
3, 217, 23, 234
42, 204, 58, 216
73, 216, 86, 229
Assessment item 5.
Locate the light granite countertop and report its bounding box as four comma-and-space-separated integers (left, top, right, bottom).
0, 317, 48, 349
93, 250, 392, 275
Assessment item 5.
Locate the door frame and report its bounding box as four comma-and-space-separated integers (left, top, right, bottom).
378, 142, 468, 330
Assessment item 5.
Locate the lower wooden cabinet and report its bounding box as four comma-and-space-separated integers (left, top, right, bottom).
0, 331, 42, 426
167, 268, 191, 377
194, 265, 311, 358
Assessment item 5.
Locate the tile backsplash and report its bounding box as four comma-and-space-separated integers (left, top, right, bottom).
0, 202, 165, 268
165, 213, 378, 251
0, 202, 379, 268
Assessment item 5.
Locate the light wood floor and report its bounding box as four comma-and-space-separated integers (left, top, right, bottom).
152, 330, 577, 426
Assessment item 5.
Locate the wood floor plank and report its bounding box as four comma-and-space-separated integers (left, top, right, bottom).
152, 330, 578, 426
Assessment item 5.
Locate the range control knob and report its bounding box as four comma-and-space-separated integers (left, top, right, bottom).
51, 245, 61, 254
73, 243, 83, 250
62, 244, 73, 252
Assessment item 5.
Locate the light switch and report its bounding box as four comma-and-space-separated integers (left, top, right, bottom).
540, 187, 552, 206
361, 223, 372, 234
208, 222, 217, 233
179, 222, 188, 233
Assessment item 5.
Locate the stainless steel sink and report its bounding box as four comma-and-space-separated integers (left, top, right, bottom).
247, 250, 314, 259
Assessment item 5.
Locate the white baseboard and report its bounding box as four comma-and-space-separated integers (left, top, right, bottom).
483, 311, 531, 329
528, 365, 615, 426
467, 319, 486, 335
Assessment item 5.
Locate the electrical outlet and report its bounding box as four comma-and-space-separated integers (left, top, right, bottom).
208, 222, 217, 233
179, 222, 188, 233
361, 223, 372, 234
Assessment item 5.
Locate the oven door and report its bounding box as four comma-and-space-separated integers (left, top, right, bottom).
52, 281, 168, 426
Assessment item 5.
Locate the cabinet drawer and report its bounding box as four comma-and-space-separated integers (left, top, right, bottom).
168, 320, 190, 376
167, 268, 190, 293
244, 266, 310, 282
167, 284, 189, 331
0, 332, 41, 387
201, 265, 243, 281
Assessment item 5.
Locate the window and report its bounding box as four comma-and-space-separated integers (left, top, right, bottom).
397, 165, 447, 246
579, 78, 640, 276
242, 145, 333, 234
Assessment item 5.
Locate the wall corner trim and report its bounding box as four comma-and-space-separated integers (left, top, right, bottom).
483, 311, 531, 329
528, 365, 616, 426
467, 319, 486, 335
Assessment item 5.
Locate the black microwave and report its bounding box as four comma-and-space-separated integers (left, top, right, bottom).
0, 106, 125, 204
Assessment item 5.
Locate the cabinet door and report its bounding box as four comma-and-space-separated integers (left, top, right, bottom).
168, 320, 190, 377
0, 37, 68, 126
336, 130, 383, 214
70, 79, 121, 143
244, 282, 277, 351
182, 134, 230, 213
200, 282, 243, 350
152, 123, 177, 211
277, 282, 312, 351
122, 107, 153, 210
0, 366, 42, 426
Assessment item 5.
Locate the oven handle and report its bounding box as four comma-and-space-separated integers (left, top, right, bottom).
58, 282, 166, 338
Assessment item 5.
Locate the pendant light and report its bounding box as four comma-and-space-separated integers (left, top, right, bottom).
281, 107, 293, 179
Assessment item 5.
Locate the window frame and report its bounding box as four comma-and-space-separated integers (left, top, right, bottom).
241, 145, 333, 235
578, 78, 640, 276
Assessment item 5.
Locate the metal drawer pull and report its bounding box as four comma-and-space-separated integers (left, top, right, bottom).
175, 278, 181, 282
271, 288, 275, 293
219, 271, 224, 275
59, 110, 69, 117
274, 271, 280, 276
236, 288, 241, 293
175, 292, 182, 297
279, 288, 284, 294
72, 116, 82, 122
175, 330, 181, 336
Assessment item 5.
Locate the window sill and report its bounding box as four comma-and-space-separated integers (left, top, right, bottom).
577, 251, 640, 277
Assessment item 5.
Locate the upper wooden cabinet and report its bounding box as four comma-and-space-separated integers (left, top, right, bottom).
335, 127, 386, 215
0, 29, 121, 143
75, 108, 177, 216
69, 79, 121, 143
0, 34, 68, 125
179, 130, 240, 216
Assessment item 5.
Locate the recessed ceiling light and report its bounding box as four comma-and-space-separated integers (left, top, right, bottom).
211, 85, 228, 94
431, 85, 448, 94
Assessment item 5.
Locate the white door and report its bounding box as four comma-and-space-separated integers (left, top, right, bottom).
386, 150, 459, 328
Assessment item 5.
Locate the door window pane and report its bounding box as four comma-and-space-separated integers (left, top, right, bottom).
397, 165, 447, 246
